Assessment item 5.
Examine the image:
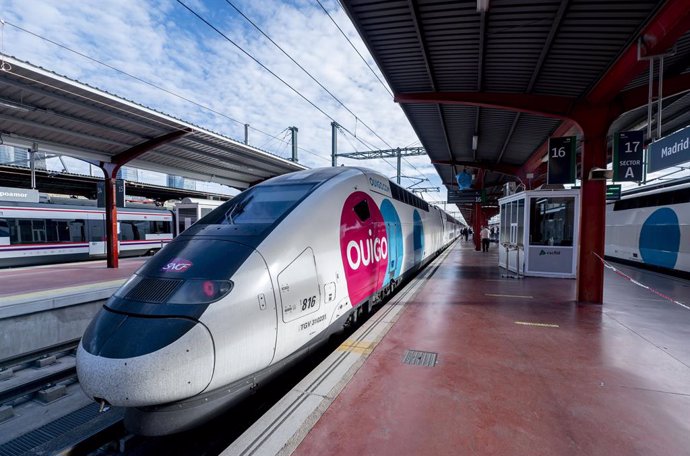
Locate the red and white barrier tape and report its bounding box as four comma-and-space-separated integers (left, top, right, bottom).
592, 252, 690, 311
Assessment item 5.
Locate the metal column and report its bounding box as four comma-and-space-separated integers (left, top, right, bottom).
29, 143, 37, 189
331, 122, 338, 167
472, 202, 483, 251
289, 126, 298, 162
244, 124, 249, 145
102, 163, 119, 269
575, 112, 608, 304
396, 148, 401, 184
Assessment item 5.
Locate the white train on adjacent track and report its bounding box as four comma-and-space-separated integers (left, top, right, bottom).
605, 177, 690, 274
0, 198, 173, 268
77, 167, 461, 435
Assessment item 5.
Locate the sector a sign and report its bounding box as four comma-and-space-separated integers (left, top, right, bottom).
547, 136, 576, 184
613, 131, 643, 182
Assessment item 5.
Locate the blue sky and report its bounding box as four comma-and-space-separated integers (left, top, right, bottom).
0, 0, 456, 214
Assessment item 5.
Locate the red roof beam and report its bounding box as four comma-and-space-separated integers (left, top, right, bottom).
394, 92, 575, 120
587, 0, 690, 104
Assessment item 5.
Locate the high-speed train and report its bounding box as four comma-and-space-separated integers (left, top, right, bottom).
605, 177, 690, 274
77, 167, 461, 435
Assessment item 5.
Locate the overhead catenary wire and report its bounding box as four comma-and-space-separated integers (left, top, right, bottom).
315, 0, 393, 99
223, 0, 394, 151
176, 0, 380, 156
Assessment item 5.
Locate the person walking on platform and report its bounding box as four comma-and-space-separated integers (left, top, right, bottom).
463, 227, 469, 242
480, 226, 490, 252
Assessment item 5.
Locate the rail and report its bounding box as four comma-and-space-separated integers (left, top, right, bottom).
0, 338, 80, 372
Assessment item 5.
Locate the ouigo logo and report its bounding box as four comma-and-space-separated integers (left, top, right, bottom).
161, 258, 193, 272
345, 228, 388, 270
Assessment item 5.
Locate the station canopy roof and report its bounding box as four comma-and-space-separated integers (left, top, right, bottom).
0, 56, 305, 190
341, 0, 690, 221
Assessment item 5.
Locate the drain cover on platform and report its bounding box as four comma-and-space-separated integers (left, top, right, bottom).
402, 350, 438, 367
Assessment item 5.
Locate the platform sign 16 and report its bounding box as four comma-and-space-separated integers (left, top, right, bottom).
547, 136, 576, 184
613, 131, 643, 182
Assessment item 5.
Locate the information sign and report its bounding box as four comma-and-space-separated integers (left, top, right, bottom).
97, 179, 126, 207
547, 136, 576, 184
606, 184, 621, 201
613, 131, 643, 182
0, 186, 39, 203
648, 125, 690, 173
447, 190, 481, 204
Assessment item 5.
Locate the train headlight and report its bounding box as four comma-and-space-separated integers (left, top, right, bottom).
167, 279, 233, 304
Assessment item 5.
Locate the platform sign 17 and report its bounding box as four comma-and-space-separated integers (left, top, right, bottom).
547, 136, 576, 184
613, 131, 643, 182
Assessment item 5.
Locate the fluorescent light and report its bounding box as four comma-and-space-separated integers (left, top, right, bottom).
472, 135, 478, 150
0, 98, 33, 112
477, 0, 489, 13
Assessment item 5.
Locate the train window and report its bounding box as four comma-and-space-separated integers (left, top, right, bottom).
150, 220, 170, 234
89, 220, 105, 242
353, 200, 371, 221
19, 219, 32, 243
0, 219, 9, 238
119, 222, 136, 241
200, 183, 315, 226
69, 220, 86, 242
46, 220, 72, 242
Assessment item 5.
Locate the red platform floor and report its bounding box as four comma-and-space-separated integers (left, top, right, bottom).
295, 241, 690, 456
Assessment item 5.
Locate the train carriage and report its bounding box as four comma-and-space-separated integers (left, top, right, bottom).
0, 199, 173, 268
605, 178, 690, 274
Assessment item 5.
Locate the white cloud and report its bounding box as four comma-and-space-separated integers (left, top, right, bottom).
0, 0, 454, 212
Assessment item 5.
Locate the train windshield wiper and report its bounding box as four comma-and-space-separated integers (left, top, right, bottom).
224, 195, 253, 225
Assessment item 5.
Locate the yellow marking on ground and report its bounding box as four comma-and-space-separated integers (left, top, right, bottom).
514, 321, 560, 328
485, 293, 533, 299
336, 340, 375, 355
1, 279, 126, 303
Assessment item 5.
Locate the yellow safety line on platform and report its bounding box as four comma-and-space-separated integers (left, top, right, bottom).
336, 340, 375, 355
485, 293, 533, 299
514, 321, 560, 328
2, 279, 126, 302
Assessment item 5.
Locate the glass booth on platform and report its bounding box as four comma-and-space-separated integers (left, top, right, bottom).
497, 189, 580, 278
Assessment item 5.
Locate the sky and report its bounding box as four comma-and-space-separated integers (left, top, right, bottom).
0, 0, 455, 214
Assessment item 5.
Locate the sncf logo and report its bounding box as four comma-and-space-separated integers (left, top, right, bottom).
161, 258, 193, 272
346, 229, 388, 270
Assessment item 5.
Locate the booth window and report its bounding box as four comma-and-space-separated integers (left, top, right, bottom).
529, 197, 574, 246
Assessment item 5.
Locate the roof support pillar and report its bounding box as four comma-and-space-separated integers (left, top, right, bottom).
472, 203, 484, 252
101, 163, 119, 269
571, 106, 613, 304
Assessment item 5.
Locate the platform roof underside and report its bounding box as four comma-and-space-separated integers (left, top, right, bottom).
0, 57, 305, 190
341, 0, 690, 221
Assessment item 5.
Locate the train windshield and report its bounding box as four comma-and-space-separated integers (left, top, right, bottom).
198, 184, 314, 227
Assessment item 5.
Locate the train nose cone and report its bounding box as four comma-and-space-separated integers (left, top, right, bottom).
77, 310, 214, 407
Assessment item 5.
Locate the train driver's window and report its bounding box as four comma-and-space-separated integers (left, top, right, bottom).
353, 200, 370, 222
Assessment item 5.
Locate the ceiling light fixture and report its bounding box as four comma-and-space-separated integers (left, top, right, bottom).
477, 0, 489, 13
0, 98, 33, 112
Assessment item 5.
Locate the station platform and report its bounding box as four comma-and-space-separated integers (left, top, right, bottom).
227, 240, 690, 456
0, 258, 144, 315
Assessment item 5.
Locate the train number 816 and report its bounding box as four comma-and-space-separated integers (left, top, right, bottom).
301, 295, 317, 311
